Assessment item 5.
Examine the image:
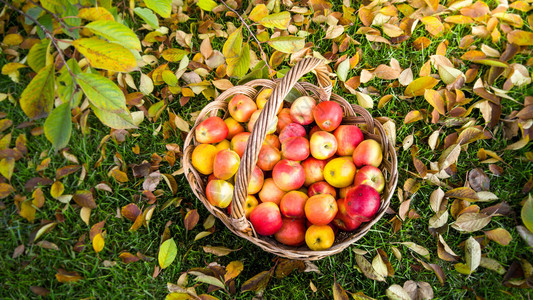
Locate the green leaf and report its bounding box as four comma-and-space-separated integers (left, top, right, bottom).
162, 70, 178, 86
223, 27, 243, 60
522, 194, 533, 233
227, 43, 250, 78
259, 11, 291, 29
76, 73, 126, 113
144, 0, 172, 18
197, 0, 217, 11
90, 103, 136, 129
73, 37, 137, 72
85, 20, 141, 51
57, 59, 82, 106
336, 58, 350, 82
27, 38, 52, 72
44, 102, 72, 150
20, 64, 55, 119
158, 238, 177, 269
268, 36, 305, 53
133, 7, 159, 29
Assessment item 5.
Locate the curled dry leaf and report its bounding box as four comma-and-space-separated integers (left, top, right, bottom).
445, 187, 479, 202
241, 267, 274, 293
332, 280, 350, 300
183, 209, 200, 231
355, 254, 385, 282
430, 188, 445, 213
55, 268, 83, 283
403, 280, 434, 300
275, 259, 305, 279
202, 245, 236, 256
437, 235, 460, 262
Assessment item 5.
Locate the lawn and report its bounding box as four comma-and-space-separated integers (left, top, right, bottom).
0, 0, 532, 299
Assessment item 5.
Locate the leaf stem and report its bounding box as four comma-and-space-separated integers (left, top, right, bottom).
219, 0, 273, 78
27, 0, 73, 33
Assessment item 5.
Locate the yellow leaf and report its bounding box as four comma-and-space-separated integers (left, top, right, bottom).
0, 157, 14, 180
421, 16, 444, 36
224, 261, 244, 282
404, 110, 424, 124
161, 49, 189, 62
507, 30, 533, 46
485, 228, 512, 246
223, 28, 243, 60
424, 89, 445, 114
249, 4, 269, 22
20, 200, 36, 222
92, 232, 105, 253
73, 37, 138, 72
3, 33, 23, 46
109, 169, 129, 183
404, 76, 439, 97
492, 12, 524, 28
78, 7, 114, 21
424, 0, 439, 11
19, 64, 55, 119
268, 36, 305, 53
445, 15, 474, 24
259, 11, 291, 29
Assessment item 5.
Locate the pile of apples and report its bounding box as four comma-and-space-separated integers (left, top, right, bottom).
192, 89, 385, 251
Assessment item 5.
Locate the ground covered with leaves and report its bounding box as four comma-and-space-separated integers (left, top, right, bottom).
1, 0, 533, 299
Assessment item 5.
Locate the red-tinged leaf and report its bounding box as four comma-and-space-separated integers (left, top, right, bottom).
241, 268, 274, 292
90, 220, 105, 241
12, 244, 24, 258
405, 76, 439, 97
274, 259, 305, 279
308, 0, 332, 11
445, 187, 479, 202
121, 203, 141, 222
56, 165, 81, 179
25, 177, 54, 192
73, 190, 96, 209
416, 258, 446, 286
413, 37, 431, 50
224, 260, 244, 282
56, 269, 83, 283
507, 30, 533, 46
184, 209, 200, 231
30, 286, 50, 296
109, 168, 129, 183
119, 252, 140, 263
0, 183, 14, 199
404, 110, 424, 124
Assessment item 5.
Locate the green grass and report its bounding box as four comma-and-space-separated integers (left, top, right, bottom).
1, 1, 533, 299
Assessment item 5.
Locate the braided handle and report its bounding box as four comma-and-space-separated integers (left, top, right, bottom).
229, 58, 331, 231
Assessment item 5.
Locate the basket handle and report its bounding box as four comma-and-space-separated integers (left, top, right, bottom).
230, 57, 330, 232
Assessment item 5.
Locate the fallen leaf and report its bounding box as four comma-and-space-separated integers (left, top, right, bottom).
452, 213, 491, 232
485, 228, 512, 246
225, 261, 244, 282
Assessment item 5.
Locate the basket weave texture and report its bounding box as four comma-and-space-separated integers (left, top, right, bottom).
183, 57, 398, 260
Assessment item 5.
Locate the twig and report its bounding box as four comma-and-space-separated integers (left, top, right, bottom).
27, 0, 73, 34
0, 0, 76, 80
219, 0, 273, 78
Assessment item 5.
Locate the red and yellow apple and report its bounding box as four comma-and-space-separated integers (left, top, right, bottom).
248, 110, 278, 134
224, 117, 244, 140
213, 149, 240, 180
195, 116, 228, 144
247, 166, 264, 194
228, 94, 257, 122
334, 125, 364, 156
345, 184, 380, 221
256, 88, 272, 109
305, 224, 335, 250
301, 157, 327, 186
310, 131, 337, 160
290, 96, 316, 125
257, 144, 281, 171
276, 108, 292, 133
281, 136, 310, 161
354, 166, 385, 194
263, 134, 281, 149
332, 198, 363, 231
250, 202, 283, 236
279, 123, 306, 144
230, 132, 251, 157
206, 180, 233, 208
191, 144, 218, 175
307, 181, 337, 198
304, 194, 338, 225
280, 191, 308, 218
244, 195, 259, 218
215, 139, 231, 152
312, 101, 343, 132
258, 178, 286, 205
272, 159, 306, 191
352, 139, 383, 168
275, 217, 306, 246
323, 157, 356, 188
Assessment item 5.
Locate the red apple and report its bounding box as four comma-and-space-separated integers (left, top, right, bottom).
275, 217, 306, 246
224, 117, 244, 140
354, 166, 385, 194
205, 180, 234, 208
332, 198, 363, 231
230, 132, 251, 157
258, 178, 286, 205
257, 144, 281, 171
248, 166, 264, 194
281, 136, 310, 161
302, 157, 327, 186
213, 149, 240, 180
280, 191, 308, 218
352, 139, 383, 168
279, 123, 306, 144
228, 94, 257, 122
195, 116, 229, 144
345, 184, 380, 221
305, 194, 338, 225
307, 181, 337, 198
312, 101, 343, 132
334, 125, 364, 156
290, 96, 316, 125
310, 131, 337, 160
250, 202, 283, 236
277, 108, 292, 133
309, 125, 321, 138
339, 184, 356, 199
272, 159, 306, 192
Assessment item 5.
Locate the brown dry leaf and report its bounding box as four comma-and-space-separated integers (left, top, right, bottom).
451, 213, 491, 232
143, 171, 161, 191
438, 143, 461, 170
275, 259, 305, 279
437, 235, 460, 262
241, 267, 274, 292
400, 242, 430, 260
56, 268, 83, 283
12, 244, 25, 258
413, 37, 431, 50
445, 187, 479, 202
333, 280, 350, 300
212, 79, 233, 91
184, 209, 200, 231
73, 190, 96, 209
405, 76, 439, 97
121, 203, 141, 222
403, 280, 434, 300
399, 198, 411, 221
30, 286, 50, 297
224, 261, 244, 282
355, 254, 385, 281
415, 258, 446, 286
56, 165, 81, 179
468, 168, 490, 192
202, 245, 236, 256
430, 188, 445, 213
119, 252, 140, 263
374, 64, 401, 80
429, 210, 449, 229
484, 228, 512, 246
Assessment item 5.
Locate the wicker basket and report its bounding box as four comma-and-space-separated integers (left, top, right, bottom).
183, 57, 398, 260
